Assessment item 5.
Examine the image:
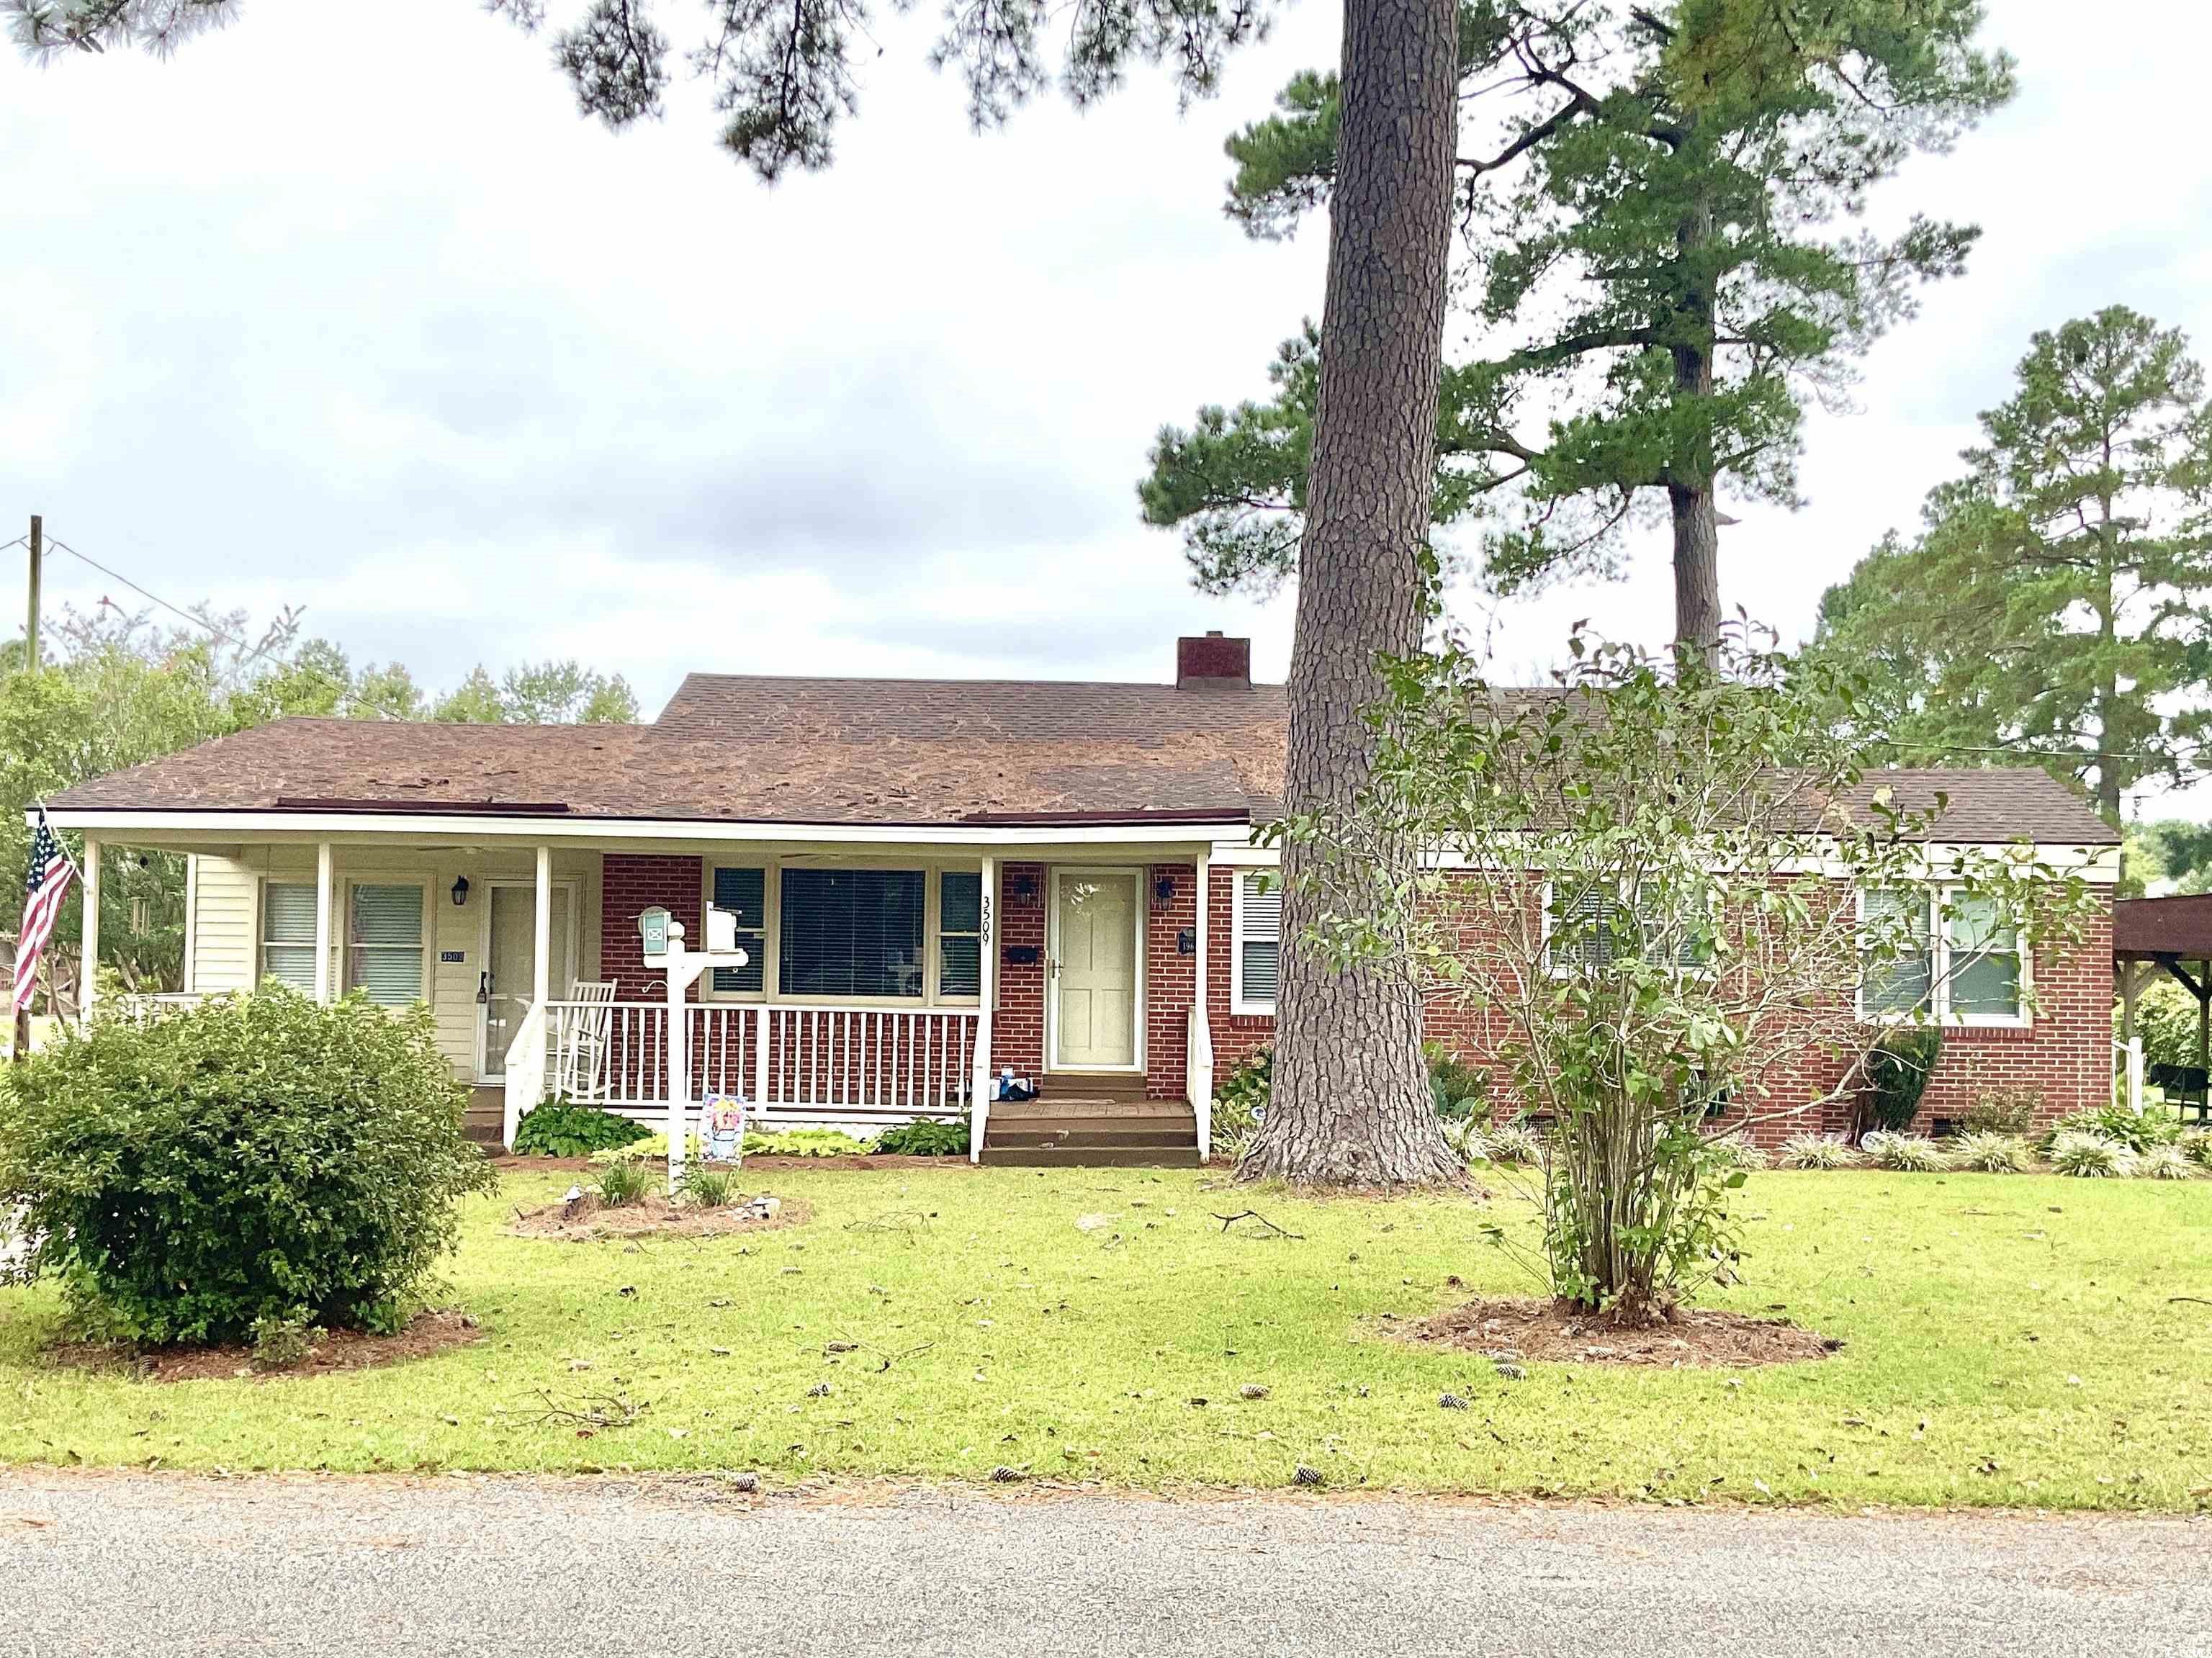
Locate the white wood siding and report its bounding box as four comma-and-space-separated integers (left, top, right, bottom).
184, 844, 603, 1082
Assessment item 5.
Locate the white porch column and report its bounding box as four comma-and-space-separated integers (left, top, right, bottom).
532, 846, 552, 1008
534, 844, 554, 1102
78, 837, 99, 1023
1194, 851, 1210, 1017
313, 842, 333, 1003
970, 853, 997, 1165
1192, 850, 1213, 1159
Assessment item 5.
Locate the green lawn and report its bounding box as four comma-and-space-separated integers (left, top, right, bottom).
3, 1163, 2210, 1508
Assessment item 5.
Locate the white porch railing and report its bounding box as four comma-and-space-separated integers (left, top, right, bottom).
539, 1001, 979, 1129
1187, 998, 1214, 1161
502, 1001, 549, 1148
111, 991, 210, 1024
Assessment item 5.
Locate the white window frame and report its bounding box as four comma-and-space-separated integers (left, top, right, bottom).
341, 876, 434, 1008
1230, 869, 1281, 1017
1856, 884, 2031, 1030
697, 855, 982, 1009
256, 877, 320, 993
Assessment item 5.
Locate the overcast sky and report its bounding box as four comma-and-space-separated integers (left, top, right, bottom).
4, 1, 2211, 806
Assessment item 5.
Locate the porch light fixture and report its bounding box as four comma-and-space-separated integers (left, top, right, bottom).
451, 875, 470, 908
1152, 875, 1177, 909
1010, 873, 1039, 907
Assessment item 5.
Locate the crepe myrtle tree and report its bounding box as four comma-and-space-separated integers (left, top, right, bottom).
1275, 625, 2101, 1322
14, 0, 1472, 1189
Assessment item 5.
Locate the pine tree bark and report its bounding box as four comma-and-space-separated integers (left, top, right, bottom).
1671, 482, 1722, 654
1240, 0, 1462, 1186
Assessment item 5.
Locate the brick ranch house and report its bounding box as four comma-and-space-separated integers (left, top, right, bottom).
45, 634, 2120, 1161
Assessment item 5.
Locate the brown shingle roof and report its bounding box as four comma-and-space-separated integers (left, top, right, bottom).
45, 673, 2115, 844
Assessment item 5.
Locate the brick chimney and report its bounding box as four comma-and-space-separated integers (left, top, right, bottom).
1177, 631, 1251, 689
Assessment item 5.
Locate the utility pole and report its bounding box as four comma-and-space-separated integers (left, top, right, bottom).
25, 513, 41, 672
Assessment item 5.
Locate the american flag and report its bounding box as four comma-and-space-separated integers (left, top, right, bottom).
13, 808, 75, 1019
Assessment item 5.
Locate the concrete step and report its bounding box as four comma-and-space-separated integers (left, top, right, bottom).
979, 1145, 1205, 1168
987, 1125, 1198, 1149
1040, 1071, 1151, 1101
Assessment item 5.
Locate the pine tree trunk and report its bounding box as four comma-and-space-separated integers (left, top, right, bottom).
1240, 0, 1461, 1186
1670, 482, 1722, 654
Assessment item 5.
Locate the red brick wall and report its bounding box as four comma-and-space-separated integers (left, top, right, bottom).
601, 854, 704, 1001
992, 862, 1046, 1080
1144, 865, 1196, 1101
1195, 865, 2117, 1140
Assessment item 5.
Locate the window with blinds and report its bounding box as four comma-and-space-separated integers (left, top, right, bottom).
709, 867, 766, 994
346, 883, 426, 1006
1859, 888, 1935, 1017
778, 868, 925, 999
1546, 883, 1712, 974
939, 870, 981, 999
261, 882, 318, 992
1234, 871, 1281, 1012
1946, 893, 2021, 1020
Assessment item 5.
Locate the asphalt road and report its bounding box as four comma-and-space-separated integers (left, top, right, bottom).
1, 1474, 2207, 1657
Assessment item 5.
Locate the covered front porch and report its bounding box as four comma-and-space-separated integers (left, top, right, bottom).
66, 817, 1229, 1165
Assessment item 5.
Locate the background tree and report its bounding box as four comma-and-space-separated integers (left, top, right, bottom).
1141, 0, 2013, 651
1811, 306, 2212, 823
1287, 626, 2098, 1320
1, 598, 640, 1005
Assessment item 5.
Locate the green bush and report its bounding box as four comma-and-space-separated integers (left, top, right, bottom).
2046, 1104, 2180, 1155
0, 989, 494, 1344
591, 1131, 701, 1166
1424, 1044, 1490, 1119
1864, 1027, 1942, 1135
872, 1119, 971, 1156
511, 1099, 652, 1158
1958, 1089, 2038, 1137
1211, 1047, 1271, 1158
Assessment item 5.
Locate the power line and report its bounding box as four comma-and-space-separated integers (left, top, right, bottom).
40, 533, 423, 724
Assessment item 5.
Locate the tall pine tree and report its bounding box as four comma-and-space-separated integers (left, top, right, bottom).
1141, 0, 2013, 652
1813, 306, 2212, 823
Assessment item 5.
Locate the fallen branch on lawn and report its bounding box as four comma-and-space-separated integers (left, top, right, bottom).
498, 1389, 644, 1430
1213, 1209, 1303, 1240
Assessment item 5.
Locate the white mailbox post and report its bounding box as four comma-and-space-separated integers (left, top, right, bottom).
656, 914, 752, 1195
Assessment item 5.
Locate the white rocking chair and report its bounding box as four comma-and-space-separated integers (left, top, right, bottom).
557, 979, 619, 1102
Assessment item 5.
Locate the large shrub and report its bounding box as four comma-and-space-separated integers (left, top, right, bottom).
0, 989, 495, 1343
1863, 1028, 1943, 1136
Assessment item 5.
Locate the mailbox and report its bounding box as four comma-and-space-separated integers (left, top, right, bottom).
637, 906, 672, 959
706, 905, 739, 954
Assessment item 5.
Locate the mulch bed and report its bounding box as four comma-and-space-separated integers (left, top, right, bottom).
45, 1310, 484, 1385
506, 1189, 811, 1242
1399, 1296, 1839, 1368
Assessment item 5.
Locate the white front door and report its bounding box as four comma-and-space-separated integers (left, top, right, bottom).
1051, 870, 1141, 1070
482, 883, 572, 1081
